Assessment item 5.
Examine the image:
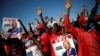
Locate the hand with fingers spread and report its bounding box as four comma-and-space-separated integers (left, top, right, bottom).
65, 0, 72, 10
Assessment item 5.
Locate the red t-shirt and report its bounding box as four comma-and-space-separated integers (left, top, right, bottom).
41, 33, 50, 53
64, 15, 100, 56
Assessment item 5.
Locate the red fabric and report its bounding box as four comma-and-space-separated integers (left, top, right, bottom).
95, 14, 100, 21
3, 42, 11, 56
78, 15, 88, 24
27, 34, 31, 40
41, 33, 50, 52
37, 24, 44, 29
49, 32, 61, 56
64, 15, 100, 56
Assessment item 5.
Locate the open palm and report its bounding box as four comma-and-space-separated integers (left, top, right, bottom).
37, 7, 42, 16
65, 0, 72, 9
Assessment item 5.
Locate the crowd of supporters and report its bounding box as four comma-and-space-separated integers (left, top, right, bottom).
0, 0, 100, 56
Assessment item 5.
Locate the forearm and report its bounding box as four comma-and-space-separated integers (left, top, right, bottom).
35, 18, 40, 24
32, 37, 42, 50
29, 24, 34, 34
40, 14, 46, 26
20, 22, 28, 34
39, 14, 49, 33
64, 14, 71, 29
64, 8, 79, 38
66, 8, 70, 15
64, 8, 70, 26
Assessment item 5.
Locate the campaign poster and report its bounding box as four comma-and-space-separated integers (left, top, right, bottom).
1, 17, 22, 39
51, 34, 77, 56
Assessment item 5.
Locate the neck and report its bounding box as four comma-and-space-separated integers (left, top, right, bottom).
67, 48, 70, 52
81, 26, 90, 31
54, 31, 57, 34
12, 27, 16, 29
84, 28, 90, 31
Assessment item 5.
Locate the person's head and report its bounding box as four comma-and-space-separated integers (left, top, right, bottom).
50, 17, 53, 23
63, 40, 70, 50
52, 23, 60, 33
12, 21, 17, 29
78, 16, 90, 30
48, 25, 52, 31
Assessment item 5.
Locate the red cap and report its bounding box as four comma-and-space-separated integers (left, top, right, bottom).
37, 23, 44, 29
95, 14, 100, 21
78, 15, 89, 23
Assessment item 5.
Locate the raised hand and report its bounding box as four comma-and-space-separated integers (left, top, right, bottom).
59, 13, 63, 19
18, 19, 22, 23
83, 5, 87, 10
65, 0, 72, 10
37, 7, 42, 16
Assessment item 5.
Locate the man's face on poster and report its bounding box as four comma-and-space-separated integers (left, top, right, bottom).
63, 40, 70, 50
12, 21, 17, 29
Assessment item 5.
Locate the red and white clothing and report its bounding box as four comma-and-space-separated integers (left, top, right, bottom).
64, 15, 100, 56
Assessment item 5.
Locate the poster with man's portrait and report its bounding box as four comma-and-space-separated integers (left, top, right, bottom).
1, 17, 22, 39
51, 34, 77, 56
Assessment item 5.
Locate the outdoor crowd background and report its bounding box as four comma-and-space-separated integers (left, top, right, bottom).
0, 0, 100, 56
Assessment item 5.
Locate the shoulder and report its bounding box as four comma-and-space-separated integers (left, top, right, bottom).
71, 48, 76, 51
70, 48, 76, 54
71, 48, 75, 50
8, 28, 12, 32
63, 51, 67, 56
